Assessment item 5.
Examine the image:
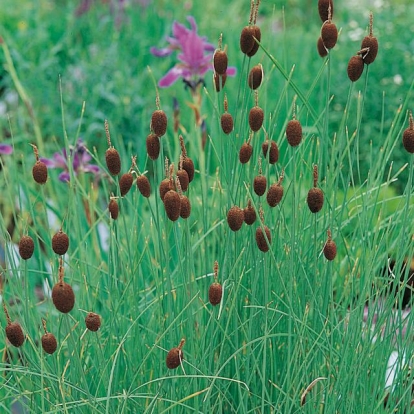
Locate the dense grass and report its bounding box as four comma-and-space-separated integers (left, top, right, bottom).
1, 0, 414, 412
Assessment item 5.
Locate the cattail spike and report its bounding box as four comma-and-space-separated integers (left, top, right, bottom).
214, 261, 219, 281
253, 0, 260, 24
259, 205, 264, 222
58, 257, 64, 283
409, 111, 413, 130
104, 120, 111, 147
254, 90, 259, 107
369, 12, 374, 37
258, 156, 262, 175
164, 157, 169, 177
277, 169, 285, 185
224, 94, 229, 112
178, 338, 185, 350
42, 318, 48, 334
3, 302, 11, 325
313, 165, 319, 187
179, 135, 187, 158
249, 0, 255, 24
30, 144, 39, 161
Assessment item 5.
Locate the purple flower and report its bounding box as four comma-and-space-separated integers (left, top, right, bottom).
151, 16, 236, 88
41, 139, 100, 182
0, 143, 13, 155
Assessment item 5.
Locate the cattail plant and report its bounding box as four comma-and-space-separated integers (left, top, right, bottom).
255, 207, 271, 252
177, 155, 189, 192
159, 157, 172, 201
176, 177, 191, 219
213, 34, 228, 76
209, 260, 223, 306
317, 37, 328, 58
18, 234, 34, 260
52, 257, 75, 314
221, 94, 234, 134
3, 302, 25, 347
239, 133, 253, 164
85, 312, 101, 332
41, 319, 57, 355
318, 0, 334, 22
166, 338, 185, 369
248, 63, 263, 90
361, 12, 378, 65
267, 170, 284, 208
119, 157, 136, 197
163, 164, 181, 222
262, 136, 279, 164
104, 120, 121, 176
244, 199, 257, 225
180, 136, 195, 183
31, 144, 48, 184
307, 165, 324, 213
239, 0, 261, 57
320, 6, 338, 50
52, 229, 69, 256
214, 72, 227, 92
227, 205, 244, 232
151, 95, 168, 137
146, 133, 161, 160
323, 229, 337, 261
347, 55, 364, 82
249, 91, 264, 132
136, 173, 151, 198
108, 197, 119, 220
403, 111, 414, 154
286, 102, 302, 147
253, 157, 267, 196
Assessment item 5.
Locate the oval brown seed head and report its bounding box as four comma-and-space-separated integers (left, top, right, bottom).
248, 64, 263, 90
177, 169, 189, 192
146, 133, 161, 160
137, 175, 151, 198
361, 36, 378, 65
240, 26, 256, 54
18, 235, 34, 260
286, 119, 303, 147
52, 282, 75, 313
85, 312, 101, 332
246, 26, 261, 57
209, 282, 223, 306
6, 322, 25, 347
119, 172, 134, 197
318, 0, 334, 22
164, 190, 181, 221
105, 148, 121, 176
256, 226, 271, 252
213, 50, 228, 75
253, 175, 267, 196
262, 140, 279, 164
239, 142, 253, 164
166, 347, 184, 369
32, 161, 48, 184
227, 206, 244, 232
347, 55, 364, 82
109, 199, 119, 220
243, 202, 256, 225
267, 184, 284, 207
159, 178, 171, 201
214, 73, 227, 92
180, 196, 191, 219
182, 158, 195, 183
41, 332, 57, 354
249, 107, 264, 132
317, 37, 328, 58
403, 128, 414, 154
324, 239, 337, 261
52, 231, 69, 256
151, 110, 168, 137
221, 113, 234, 135
307, 188, 324, 213
321, 22, 338, 49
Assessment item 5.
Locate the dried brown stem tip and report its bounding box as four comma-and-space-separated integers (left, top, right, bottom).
19, 235, 35, 260
166, 339, 185, 369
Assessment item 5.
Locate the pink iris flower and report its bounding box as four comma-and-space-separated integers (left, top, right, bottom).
151, 16, 236, 88
0, 143, 13, 155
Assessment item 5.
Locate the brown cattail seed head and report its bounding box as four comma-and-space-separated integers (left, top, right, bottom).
317, 37, 328, 58
159, 179, 170, 201
177, 169, 189, 192
248, 64, 263, 90
247, 26, 261, 57
164, 189, 181, 221
239, 142, 253, 164
267, 183, 284, 207
52, 282, 75, 313
253, 175, 267, 197
42, 333, 57, 354
137, 175, 151, 198
240, 26, 256, 55
227, 206, 244, 232
262, 140, 279, 164
244, 200, 256, 225
32, 160, 48, 184
5, 322, 25, 347
249, 106, 264, 132
52, 230, 69, 256
146, 133, 161, 160
214, 73, 227, 92
213, 50, 228, 75
209, 282, 223, 306
151, 110, 167, 137
307, 188, 324, 213
180, 196, 191, 219
109, 198, 119, 219
318, 0, 334, 22
347, 55, 364, 82
256, 226, 271, 252
18, 235, 34, 260
324, 238, 337, 261
166, 339, 185, 369
403, 113, 414, 153
119, 173, 133, 197
361, 13, 378, 65
221, 113, 234, 135
286, 119, 303, 147
182, 157, 195, 183
105, 148, 121, 176
321, 22, 338, 50
85, 312, 101, 332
